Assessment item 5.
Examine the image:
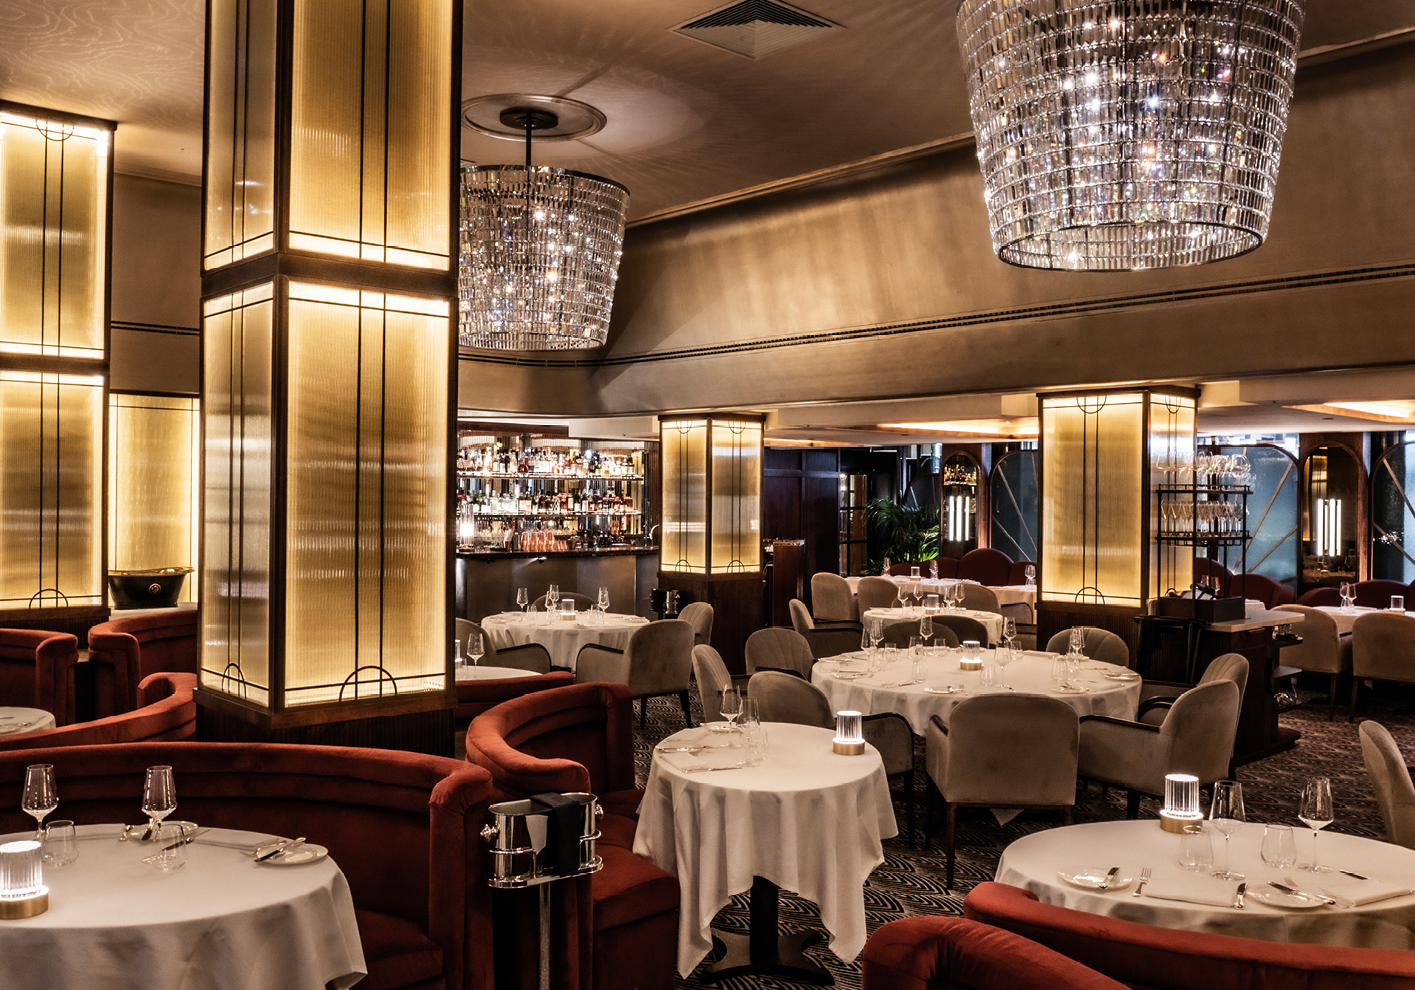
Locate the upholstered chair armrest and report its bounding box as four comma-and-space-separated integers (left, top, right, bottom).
574, 645, 630, 686
492, 642, 552, 674
1079, 716, 1163, 793
1137, 697, 1178, 725
925, 714, 950, 794
862, 713, 915, 777
753, 665, 806, 679
1078, 714, 1160, 732
813, 620, 864, 633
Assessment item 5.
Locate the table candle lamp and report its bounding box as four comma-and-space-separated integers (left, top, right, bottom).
833, 710, 864, 756
910, 566, 921, 580
0, 839, 47, 918
924, 594, 939, 612
1160, 773, 1203, 833
959, 641, 983, 671
560, 601, 576, 622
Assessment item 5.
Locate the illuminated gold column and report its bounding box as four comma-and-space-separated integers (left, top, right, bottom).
1038, 389, 1196, 648
199, 0, 459, 743
0, 102, 113, 616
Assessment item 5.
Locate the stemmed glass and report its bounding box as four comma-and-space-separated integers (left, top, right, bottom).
909, 582, 923, 612
1068, 626, 1086, 659
546, 585, 560, 614
467, 634, 484, 670
142, 766, 178, 832
516, 587, 529, 614
1002, 617, 1017, 654
866, 617, 884, 659
597, 586, 610, 616
919, 614, 934, 654
995, 645, 1017, 690
1298, 776, 1335, 873
1208, 780, 1246, 880
720, 686, 743, 728
22, 764, 57, 839
1339, 582, 1354, 612
1023, 564, 1036, 587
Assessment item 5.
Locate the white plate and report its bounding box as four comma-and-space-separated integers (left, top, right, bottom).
924, 686, 967, 695
259, 843, 329, 866
1249, 887, 1327, 909
1058, 867, 1134, 890
1102, 670, 1141, 681
1054, 683, 1091, 694
703, 721, 737, 733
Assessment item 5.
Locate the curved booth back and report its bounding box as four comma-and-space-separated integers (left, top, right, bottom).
87, 609, 199, 717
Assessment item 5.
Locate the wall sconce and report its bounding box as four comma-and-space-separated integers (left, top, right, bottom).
0, 839, 47, 919
959, 641, 983, 671
834, 710, 864, 756
946, 494, 972, 543
1160, 773, 1203, 833
1314, 498, 1342, 558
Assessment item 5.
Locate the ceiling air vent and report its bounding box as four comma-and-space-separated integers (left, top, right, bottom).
671, 0, 843, 59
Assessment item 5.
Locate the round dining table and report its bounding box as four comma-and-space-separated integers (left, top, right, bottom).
862, 606, 1006, 646
0, 707, 56, 736
453, 664, 538, 682
996, 819, 1415, 949
479, 611, 650, 671
0, 823, 366, 989
634, 721, 897, 981
811, 650, 1140, 735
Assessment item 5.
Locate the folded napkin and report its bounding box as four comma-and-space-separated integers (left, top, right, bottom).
1143, 877, 1240, 907
658, 730, 710, 751
1319, 878, 1411, 906
1023, 651, 1057, 661
659, 750, 743, 772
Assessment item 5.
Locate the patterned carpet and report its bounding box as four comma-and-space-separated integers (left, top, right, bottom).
630, 679, 1415, 990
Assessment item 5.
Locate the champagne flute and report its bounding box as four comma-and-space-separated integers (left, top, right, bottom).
142, 766, 178, 832
467, 633, 484, 670
22, 764, 57, 839
546, 585, 560, 613
1208, 780, 1246, 880
516, 587, 529, 614
867, 617, 884, 658
919, 613, 934, 654
720, 686, 743, 728
910, 582, 923, 611
1298, 776, 1335, 873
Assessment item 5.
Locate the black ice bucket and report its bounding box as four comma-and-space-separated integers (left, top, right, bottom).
107, 567, 194, 609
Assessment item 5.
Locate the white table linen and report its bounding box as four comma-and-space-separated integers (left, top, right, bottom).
454, 664, 538, 682
633, 722, 897, 977
0, 824, 365, 989
996, 819, 1415, 948
480, 611, 649, 671
0, 707, 56, 735
1312, 605, 1415, 635
812, 651, 1139, 735
847, 576, 1036, 607
863, 606, 1006, 646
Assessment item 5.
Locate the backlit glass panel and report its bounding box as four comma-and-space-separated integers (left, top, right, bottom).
710, 420, 762, 574
661, 419, 707, 573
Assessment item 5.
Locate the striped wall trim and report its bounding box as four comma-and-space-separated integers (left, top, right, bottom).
458, 261, 1415, 369
112, 320, 201, 336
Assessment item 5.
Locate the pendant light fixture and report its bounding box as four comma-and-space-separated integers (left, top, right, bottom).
459, 106, 629, 350
956, 0, 1305, 271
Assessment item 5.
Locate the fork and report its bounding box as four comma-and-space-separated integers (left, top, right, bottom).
1132, 866, 1151, 897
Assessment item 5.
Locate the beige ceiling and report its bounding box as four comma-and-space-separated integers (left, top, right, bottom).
3, 0, 1413, 218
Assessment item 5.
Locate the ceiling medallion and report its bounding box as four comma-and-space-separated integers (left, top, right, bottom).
957, 0, 1306, 271
458, 104, 629, 351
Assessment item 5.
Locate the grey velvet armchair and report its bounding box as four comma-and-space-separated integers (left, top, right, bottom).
745, 627, 815, 678
576, 618, 695, 727
454, 618, 552, 674
1274, 604, 1350, 720
789, 599, 864, 659
1078, 678, 1241, 818
811, 572, 860, 623
856, 576, 901, 613
1044, 627, 1130, 666
931, 613, 991, 648
1359, 720, 1415, 849
679, 601, 715, 648
957, 583, 1001, 615
925, 696, 1079, 887
1351, 611, 1415, 721
692, 644, 732, 724
531, 591, 597, 612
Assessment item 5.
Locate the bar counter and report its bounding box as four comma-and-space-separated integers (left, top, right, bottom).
456, 547, 660, 622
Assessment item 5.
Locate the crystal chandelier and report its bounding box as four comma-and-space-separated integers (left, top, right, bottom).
956, 0, 1305, 271
459, 108, 629, 350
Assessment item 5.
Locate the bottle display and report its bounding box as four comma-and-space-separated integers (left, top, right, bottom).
455, 432, 650, 553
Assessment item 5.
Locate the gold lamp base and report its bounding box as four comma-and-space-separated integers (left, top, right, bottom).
833, 740, 865, 756
0, 889, 48, 919
1159, 811, 1204, 834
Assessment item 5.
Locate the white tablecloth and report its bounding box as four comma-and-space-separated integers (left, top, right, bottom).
480, 611, 649, 671
863, 606, 1006, 646
1312, 605, 1415, 635
996, 819, 1415, 948
847, 576, 1036, 607
633, 722, 897, 977
0, 707, 56, 736
812, 651, 1140, 735
0, 824, 365, 989
454, 664, 537, 682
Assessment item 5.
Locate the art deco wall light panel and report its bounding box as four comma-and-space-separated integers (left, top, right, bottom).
660, 415, 762, 575
200, 0, 459, 740
0, 102, 113, 613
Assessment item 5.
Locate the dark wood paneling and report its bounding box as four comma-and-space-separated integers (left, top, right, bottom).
1036, 602, 1142, 665
803, 449, 837, 474
803, 475, 840, 587
658, 571, 765, 675
764, 476, 803, 541
764, 448, 840, 612
195, 701, 455, 756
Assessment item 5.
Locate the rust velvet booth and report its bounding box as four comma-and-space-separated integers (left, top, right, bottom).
86, 609, 199, 717
0, 671, 195, 750
0, 628, 79, 725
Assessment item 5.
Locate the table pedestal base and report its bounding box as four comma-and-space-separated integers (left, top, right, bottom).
704, 877, 832, 985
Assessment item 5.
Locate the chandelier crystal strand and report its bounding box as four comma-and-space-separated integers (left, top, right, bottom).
459, 164, 629, 349
956, 0, 1305, 271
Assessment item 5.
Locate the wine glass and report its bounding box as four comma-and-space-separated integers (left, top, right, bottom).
22, 764, 57, 839
1298, 776, 1335, 873
1024, 563, 1036, 587
467, 633, 484, 670
720, 686, 743, 727
910, 582, 923, 611
919, 614, 934, 654
1068, 626, 1086, 659
1339, 582, 1353, 611
516, 587, 529, 614
867, 617, 884, 657
1002, 616, 1017, 654
1208, 780, 1246, 879
546, 585, 560, 613
142, 766, 178, 831
597, 586, 610, 615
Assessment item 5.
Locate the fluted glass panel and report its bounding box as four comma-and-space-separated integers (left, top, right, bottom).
459, 165, 628, 349
200, 285, 272, 707
710, 420, 762, 574
108, 394, 201, 603
288, 0, 450, 270
1148, 394, 1196, 598
203, 0, 277, 271
957, 0, 1305, 270
1041, 393, 1145, 605
0, 372, 104, 607
661, 419, 708, 573
284, 283, 447, 707
0, 111, 107, 357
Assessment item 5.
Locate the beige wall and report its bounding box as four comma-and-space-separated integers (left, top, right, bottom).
110, 173, 201, 394
461, 41, 1415, 416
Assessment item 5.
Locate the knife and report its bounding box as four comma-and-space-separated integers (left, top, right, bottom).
1098, 866, 1121, 890
161, 827, 210, 851
1232, 882, 1246, 909
1269, 880, 1336, 905
1340, 870, 1368, 880
255, 837, 304, 862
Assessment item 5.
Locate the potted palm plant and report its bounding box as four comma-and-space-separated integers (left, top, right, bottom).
866, 497, 940, 568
